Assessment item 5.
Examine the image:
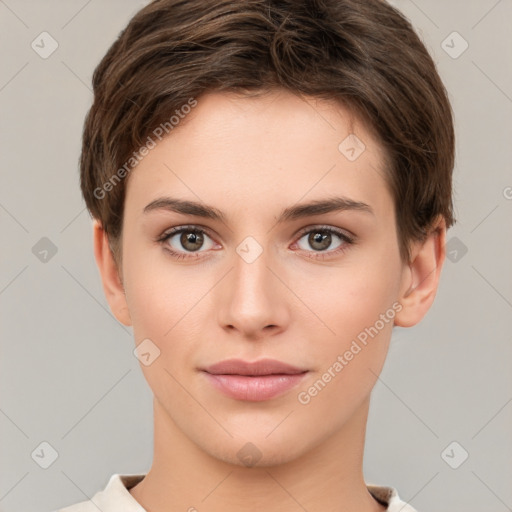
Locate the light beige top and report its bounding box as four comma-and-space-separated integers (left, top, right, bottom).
55, 473, 419, 512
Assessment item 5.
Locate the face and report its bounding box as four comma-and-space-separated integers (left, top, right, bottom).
113, 90, 409, 466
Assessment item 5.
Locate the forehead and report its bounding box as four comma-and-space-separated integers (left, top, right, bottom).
124, 90, 393, 222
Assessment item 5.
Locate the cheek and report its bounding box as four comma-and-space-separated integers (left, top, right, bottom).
123, 261, 204, 402
301, 260, 399, 342
294, 270, 396, 418
296, 257, 399, 396
122, 256, 215, 389
123, 250, 202, 339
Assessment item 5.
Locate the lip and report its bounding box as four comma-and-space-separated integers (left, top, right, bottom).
201, 358, 309, 401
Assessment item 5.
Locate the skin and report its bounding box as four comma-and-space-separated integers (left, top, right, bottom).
93, 89, 446, 512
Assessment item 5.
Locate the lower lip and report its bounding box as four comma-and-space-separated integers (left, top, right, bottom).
203, 372, 308, 401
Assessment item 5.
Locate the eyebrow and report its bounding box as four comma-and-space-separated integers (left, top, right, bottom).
143, 196, 374, 223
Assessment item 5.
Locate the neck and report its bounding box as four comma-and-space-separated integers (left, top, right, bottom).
129, 396, 385, 512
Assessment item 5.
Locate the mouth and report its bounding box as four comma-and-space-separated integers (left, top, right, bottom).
201, 358, 309, 401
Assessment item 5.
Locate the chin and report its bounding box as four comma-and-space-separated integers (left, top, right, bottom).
201, 433, 309, 469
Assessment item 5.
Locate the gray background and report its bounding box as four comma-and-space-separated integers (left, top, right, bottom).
1, 1, 511, 511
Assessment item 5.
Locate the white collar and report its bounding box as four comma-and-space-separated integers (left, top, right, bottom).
59, 473, 418, 512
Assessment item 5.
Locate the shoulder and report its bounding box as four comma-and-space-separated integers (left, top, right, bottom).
55, 499, 99, 512
54, 473, 147, 512
367, 483, 419, 512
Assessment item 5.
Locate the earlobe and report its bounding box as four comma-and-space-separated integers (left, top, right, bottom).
92, 220, 132, 326
394, 215, 446, 328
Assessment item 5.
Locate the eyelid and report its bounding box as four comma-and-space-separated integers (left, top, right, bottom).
157, 224, 217, 242
294, 224, 355, 242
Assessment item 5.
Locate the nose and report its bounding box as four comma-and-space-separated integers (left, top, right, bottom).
216, 243, 290, 341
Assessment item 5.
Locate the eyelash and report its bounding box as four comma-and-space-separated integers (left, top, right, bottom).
156, 224, 355, 261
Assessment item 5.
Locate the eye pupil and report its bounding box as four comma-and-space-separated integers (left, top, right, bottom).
181, 231, 204, 252
309, 231, 331, 251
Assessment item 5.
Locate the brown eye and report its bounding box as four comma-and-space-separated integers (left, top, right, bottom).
293, 226, 355, 260
307, 231, 333, 251
297, 228, 344, 252
179, 231, 204, 252
159, 227, 216, 256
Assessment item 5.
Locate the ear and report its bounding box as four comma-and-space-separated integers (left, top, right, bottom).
92, 220, 132, 326
394, 215, 447, 328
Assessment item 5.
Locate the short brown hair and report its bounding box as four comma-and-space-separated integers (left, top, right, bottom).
80, 0, 455, 266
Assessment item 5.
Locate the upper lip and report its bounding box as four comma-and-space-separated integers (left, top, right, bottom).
202, 358, 307, 376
